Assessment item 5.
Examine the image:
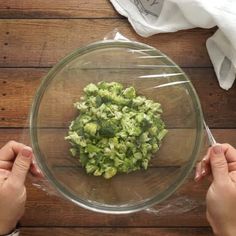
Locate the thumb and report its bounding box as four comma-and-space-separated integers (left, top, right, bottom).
8, 147, 32, 187
210, 144, 229, 184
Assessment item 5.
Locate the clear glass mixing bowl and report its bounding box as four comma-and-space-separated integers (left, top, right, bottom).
30, 40, 203, 214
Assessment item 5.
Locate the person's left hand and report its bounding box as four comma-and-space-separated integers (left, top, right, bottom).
0, 141, 42, 235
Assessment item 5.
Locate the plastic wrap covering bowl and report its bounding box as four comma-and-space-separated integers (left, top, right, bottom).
30, 40, 203, 214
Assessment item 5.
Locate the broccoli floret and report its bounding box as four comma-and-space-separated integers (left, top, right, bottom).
99, 122, 117, 138
84, 83, 98, 94
104, 167, 117, 179
86, 163, 97, 174
157, 129, 168, 141
70, 148, 77, 157
87, 144, 101, 154
84, 122, 98, 136
123, 87, 136, 99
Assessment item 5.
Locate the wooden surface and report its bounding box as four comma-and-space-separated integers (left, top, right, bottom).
0, 1, 236, 236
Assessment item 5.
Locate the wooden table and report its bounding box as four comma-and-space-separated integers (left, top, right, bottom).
0, 1, 235, 235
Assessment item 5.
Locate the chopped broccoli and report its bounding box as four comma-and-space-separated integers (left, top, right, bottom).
84, 122, 98, 136
104, 167, 117, 179
84, 83, 98, 94
65, 81, 167, 179
87, 144, 101, 154
123, 87, 136, 99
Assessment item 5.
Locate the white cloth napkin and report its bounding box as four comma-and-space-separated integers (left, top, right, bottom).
110, 0, 236, 90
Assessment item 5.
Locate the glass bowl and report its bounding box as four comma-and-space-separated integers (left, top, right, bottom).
30, 40, 203, 214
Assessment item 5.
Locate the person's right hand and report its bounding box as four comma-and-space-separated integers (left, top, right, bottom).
195, 144, 236, 236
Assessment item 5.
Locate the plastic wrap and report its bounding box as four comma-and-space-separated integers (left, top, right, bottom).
146, 196, 201, 216
23, 30, 207, 215
19, 118, 58, 196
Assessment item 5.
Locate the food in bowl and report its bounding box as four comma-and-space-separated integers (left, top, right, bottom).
65, 81, 167, 179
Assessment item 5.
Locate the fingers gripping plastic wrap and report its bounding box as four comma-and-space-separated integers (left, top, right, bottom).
26, 29, 206, 215
20, 127, 59, 196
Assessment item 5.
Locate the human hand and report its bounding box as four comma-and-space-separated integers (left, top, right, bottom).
0, 141, 42, 235
195, 144, 236, 236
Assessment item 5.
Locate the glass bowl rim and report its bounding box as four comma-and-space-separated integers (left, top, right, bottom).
30, 39, 204, 214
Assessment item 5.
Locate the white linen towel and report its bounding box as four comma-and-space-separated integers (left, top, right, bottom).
110, 0, 236, 90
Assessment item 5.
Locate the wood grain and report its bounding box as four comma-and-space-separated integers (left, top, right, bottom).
20, 227, 213, 236
0, 68, 235, 128
0, 0, 119, 19
0, 20, 214, 67
187, 68, 236, 127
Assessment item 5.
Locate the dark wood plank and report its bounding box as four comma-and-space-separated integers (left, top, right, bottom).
0, 68, 235, 128
0, 20, 213, 67
186, 68, 236, 127
20, 227, 213, 236
0, 0, 119, 19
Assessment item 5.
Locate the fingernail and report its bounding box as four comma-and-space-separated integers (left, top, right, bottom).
195, 172, 200, 182
21, 147, 32, 158
201, 160, 206, 175
213, 145, 222, 154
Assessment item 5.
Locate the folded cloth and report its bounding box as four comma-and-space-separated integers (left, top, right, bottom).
110, 0, 236, 90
